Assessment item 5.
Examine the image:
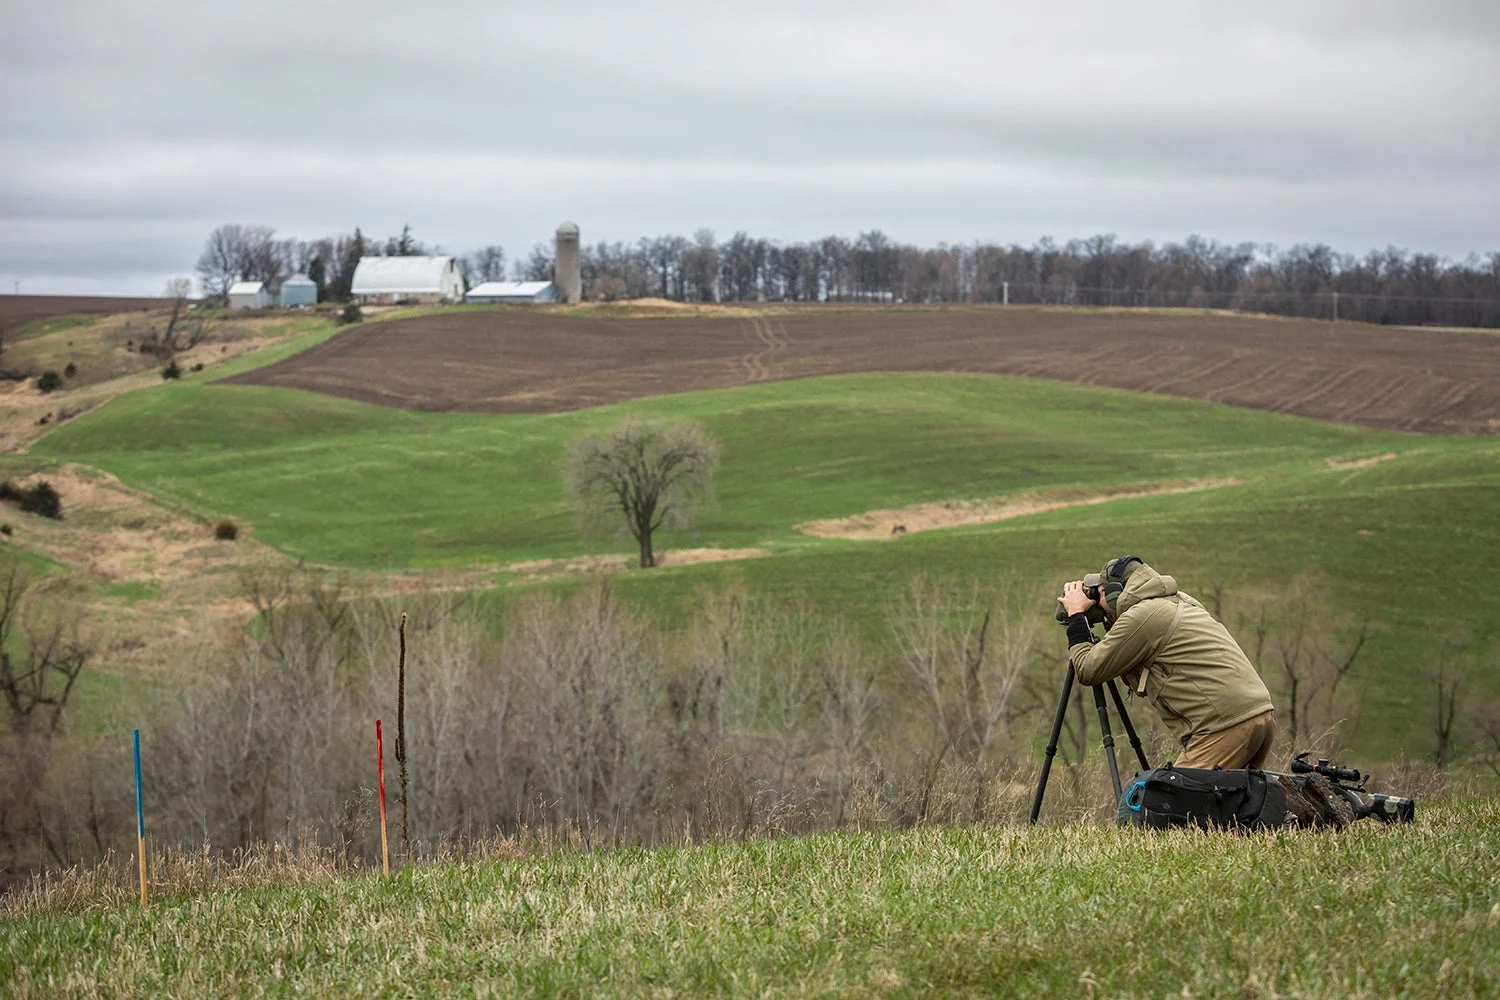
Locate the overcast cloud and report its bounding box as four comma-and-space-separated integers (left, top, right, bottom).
2, 0, 1497, 294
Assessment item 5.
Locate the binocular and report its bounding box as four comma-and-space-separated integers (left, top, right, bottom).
1053, 572, 1108, 624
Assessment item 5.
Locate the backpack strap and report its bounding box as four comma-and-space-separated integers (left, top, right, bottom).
1137, 598, 1189, 695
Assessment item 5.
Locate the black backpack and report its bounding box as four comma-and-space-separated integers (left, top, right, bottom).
1117, 765, 1287, 830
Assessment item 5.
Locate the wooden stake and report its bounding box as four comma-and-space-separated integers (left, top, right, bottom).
396, 612, 411, 865
133, 729, 146, 906
376, 718, 390, 876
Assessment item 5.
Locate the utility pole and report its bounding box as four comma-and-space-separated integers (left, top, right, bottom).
1332, 290, 1339, 322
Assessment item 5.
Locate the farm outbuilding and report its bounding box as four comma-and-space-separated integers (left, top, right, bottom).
350, 256, 463, 305
466, 281, 558, 304
228, 281, 271, 310
555, 221, 581, 304
279, 274, 317, 307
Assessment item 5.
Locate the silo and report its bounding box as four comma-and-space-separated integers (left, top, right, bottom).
555, 221, 581, 304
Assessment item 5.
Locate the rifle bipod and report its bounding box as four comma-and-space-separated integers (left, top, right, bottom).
1028, 667, 1150, 824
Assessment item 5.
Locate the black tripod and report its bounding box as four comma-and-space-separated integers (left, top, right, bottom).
1028, 665, 1151, 824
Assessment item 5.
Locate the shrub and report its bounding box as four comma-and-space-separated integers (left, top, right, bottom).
63, 362, 78, 378
36, 371, 63, 393
191, 362, 204, 372
18, 481, 62, 520
161, 359, 182, 380
0, 523, 11, 536
339, 302, 363, 325
214, 519, 239, 541
0, 480, 18, 503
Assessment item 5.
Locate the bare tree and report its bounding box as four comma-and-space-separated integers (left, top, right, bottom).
0, 562, 92, 737
150, 279, 211, 355
196, 224, 245, 300
891, 576, 1037, 764
513, 243, 554, 282
566, 418, 719, 568
819, 625, 878, 825
682, 229, 719, 301
462, 246, 507, 285
505, 585, 663, 838
196, 224, 283, 300
1232, 576, 1371, 748
1424, 631, 1472, 770
1472, 647, 1500, 778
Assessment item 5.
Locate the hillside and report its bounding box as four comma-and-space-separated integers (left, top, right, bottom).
224, 306, 1500, 433
21, 352, 1500, 758
0, 295, 163, 329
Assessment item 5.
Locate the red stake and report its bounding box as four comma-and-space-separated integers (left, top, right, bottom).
376, 718, 390, 875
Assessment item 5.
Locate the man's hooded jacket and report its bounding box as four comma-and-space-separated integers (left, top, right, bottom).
1067, 563, 1274, 746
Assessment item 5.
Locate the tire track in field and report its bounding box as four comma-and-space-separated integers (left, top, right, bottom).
734, 318, 769, 382
737, 316, 785, 383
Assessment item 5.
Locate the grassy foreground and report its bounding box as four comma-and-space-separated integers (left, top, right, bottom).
4, 800, 1497, 998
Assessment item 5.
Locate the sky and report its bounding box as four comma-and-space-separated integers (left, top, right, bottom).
2, 0, 1497, 295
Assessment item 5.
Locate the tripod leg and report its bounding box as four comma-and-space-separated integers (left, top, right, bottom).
1094, 685, 1122, 803
1106, 679, 1150, 772
1029, 665, 1075, 825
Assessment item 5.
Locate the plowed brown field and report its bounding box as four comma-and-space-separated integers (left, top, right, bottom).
0, 295, 163, 327
226, 307, 1500, 433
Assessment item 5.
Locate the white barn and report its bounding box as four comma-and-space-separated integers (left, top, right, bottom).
350, 256, 463, 304
466, 281, 558, 304
228, 281, 271, 309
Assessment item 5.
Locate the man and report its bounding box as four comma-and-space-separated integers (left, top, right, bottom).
1059, 555, 1277, 770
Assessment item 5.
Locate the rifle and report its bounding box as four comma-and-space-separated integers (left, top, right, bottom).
1290, 752, 1415, 823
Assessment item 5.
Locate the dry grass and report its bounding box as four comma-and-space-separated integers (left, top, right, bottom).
796, 478, 1242, 540
0, 311, 326, 455
501, 546, 770, 577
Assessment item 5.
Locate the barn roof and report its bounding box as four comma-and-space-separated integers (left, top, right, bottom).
468, 281, 554, 298
282, 273, 316, 287
229, 281, 265, 295
350, 256, 455, 294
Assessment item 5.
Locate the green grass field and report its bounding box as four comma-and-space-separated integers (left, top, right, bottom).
30, 369, 1429, 567
26, 346, 1500, 757
4, 798, 1496, 998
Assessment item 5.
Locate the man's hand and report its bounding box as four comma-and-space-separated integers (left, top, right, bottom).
1060, 579, 1096, 617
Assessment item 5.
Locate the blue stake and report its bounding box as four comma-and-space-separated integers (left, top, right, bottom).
134, 729, 146, 905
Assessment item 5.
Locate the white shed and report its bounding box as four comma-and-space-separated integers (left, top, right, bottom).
465, 281, 558, 304
279, 274, 318, 307
350, 256, 463, 304
228, 281, 271, 310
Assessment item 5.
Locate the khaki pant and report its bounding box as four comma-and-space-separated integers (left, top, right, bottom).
1175, 711, 1277, 770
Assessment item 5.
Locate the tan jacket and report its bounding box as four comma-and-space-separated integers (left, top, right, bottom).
1068, 564, 1274, 745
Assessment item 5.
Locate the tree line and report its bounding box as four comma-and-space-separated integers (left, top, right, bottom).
570, 231, 1500, 328
194, 223, 1500, 328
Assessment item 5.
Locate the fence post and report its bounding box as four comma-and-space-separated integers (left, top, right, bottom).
134, 729, 146, 906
